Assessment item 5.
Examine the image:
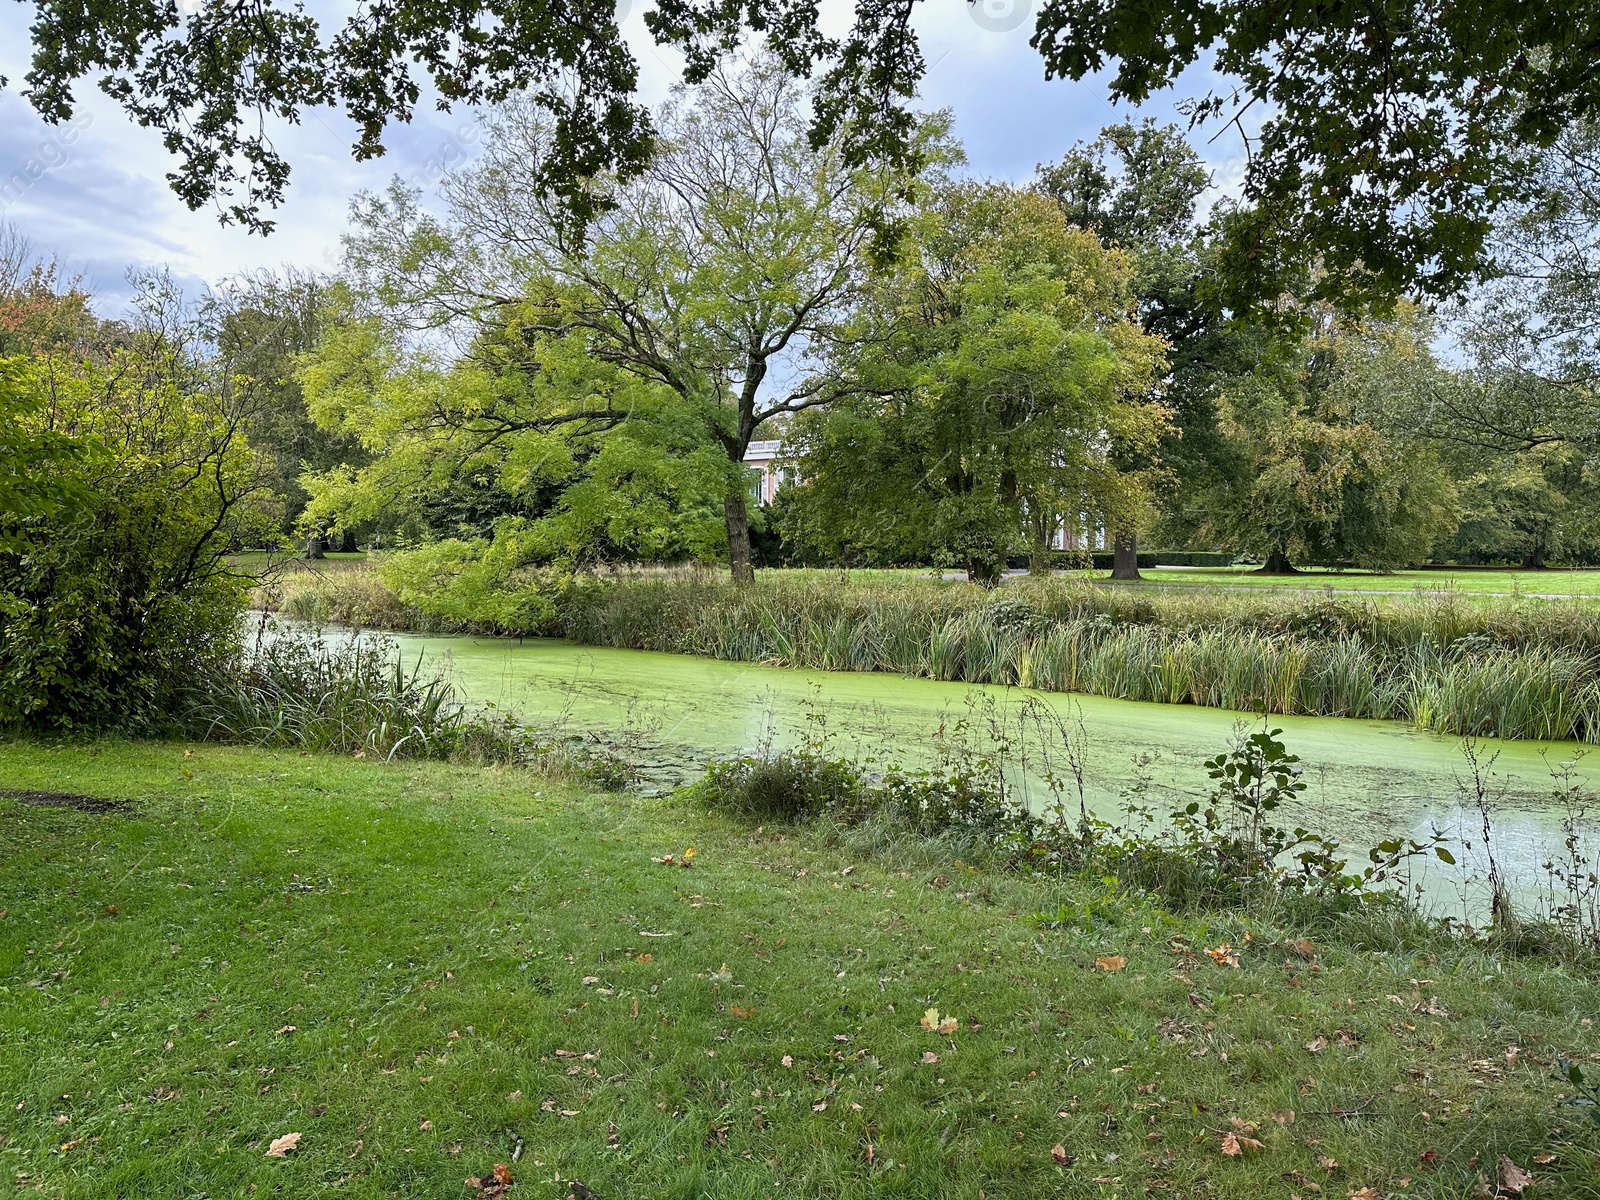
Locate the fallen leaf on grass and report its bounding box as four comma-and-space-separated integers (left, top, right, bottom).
265, 1132, 301, 1157
730, 1006, 757, 1018
781, 1055, 793, 1067
1497, 1156, 1531, 1196
1532, 1153, 1556, 1165
466, 1162, 515, 1197
1347, 1189, 1381, 1200
921, 1051, 940, 1064
1305, 1036, 1329, 1053
1220, 1132, 1263, 1156
918, 1007, 959, 1035
1051, 1143, 1071, 1165
1206, 944, 1240, 967
1093, 955, 1127, 973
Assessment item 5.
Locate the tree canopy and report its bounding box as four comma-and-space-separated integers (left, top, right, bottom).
781, 182, 1168, 583
16, 0, 1599, 309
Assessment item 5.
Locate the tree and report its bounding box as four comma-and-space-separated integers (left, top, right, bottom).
0, 224, 98, 357
1206, 307, 1458, 573
1441, 443, 1600, 568
0, 275, 276, 728
321, 59, 937, 580
1038, 119, 1214, 579
18, 0, 1598, 309
202, 269, 370, 542
783, 182, 1168, 584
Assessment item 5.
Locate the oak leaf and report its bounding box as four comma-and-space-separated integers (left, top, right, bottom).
265, 1132, 301, 1157
1496, 1155, 1531, 1196
1093, 956, 1127, 973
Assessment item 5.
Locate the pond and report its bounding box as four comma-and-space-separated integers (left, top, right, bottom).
358, 630, 1599, 916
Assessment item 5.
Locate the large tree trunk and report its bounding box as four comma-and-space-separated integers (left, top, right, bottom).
304, 534, 326, 560
1028, 509, 1053, 576
1521, 546, 1547, 570
1258, 547, 1298, 575
725, 489, 755, 583
1109, 529, 1141, 580
967, 552, 1004, 588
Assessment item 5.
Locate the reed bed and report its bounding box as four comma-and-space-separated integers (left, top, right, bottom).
564, 573, 1600, 742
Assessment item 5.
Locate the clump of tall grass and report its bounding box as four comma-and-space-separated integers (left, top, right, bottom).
188, 628, 635, 785
188, 630, 513, 761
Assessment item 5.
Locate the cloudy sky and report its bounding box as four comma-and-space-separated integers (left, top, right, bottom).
0, 1, 1242, 311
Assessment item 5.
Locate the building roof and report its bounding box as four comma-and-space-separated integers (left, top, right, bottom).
743, 439, 783, 462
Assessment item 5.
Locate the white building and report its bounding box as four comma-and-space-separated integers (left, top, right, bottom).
743, 439, 787, 505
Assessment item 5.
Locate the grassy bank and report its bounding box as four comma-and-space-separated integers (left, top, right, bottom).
3, 740, 1599, 1198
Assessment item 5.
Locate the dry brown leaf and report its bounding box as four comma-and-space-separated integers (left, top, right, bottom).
921, 1051, 940, 1064
1093, 955, 1127, 973
1206, 944, 1241, 967
265, 1132, 301, 1157
1347, 1189, 1381, 1200
1051, 1143, 1070, 1165
1496, 1155, 1531, 1196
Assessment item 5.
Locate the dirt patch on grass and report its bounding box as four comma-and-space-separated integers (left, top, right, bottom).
0, 788, 132, 814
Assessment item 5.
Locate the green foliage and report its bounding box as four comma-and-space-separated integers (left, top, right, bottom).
1206, 307, 1459, 570
0, 279, 274, 729
376, 534, 585, 636
783, 181, 1168, 582
26, 0, 1597, 324
314, 60, 944, 579
0, 356, 86, 554
205, 269, 370, 536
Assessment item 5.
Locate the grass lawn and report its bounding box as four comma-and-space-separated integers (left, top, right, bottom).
1091, 566, 1600, 598
4, 743, 1599, 1199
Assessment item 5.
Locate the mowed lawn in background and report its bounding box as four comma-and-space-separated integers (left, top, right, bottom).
1086, 566, 1600, 597
3, 743, 1599, 1199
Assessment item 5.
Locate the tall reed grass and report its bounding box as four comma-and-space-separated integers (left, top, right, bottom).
563, 574, 1600, 742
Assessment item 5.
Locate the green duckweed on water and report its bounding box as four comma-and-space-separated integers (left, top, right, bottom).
372, 632, 1598, 912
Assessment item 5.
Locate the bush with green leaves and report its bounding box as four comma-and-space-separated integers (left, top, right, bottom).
0, 286, 278, 730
